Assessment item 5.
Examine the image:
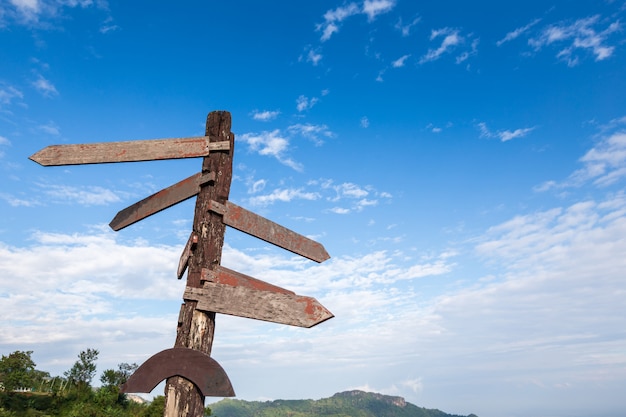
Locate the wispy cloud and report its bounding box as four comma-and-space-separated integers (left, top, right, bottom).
392, 54, 411, 68
39, 183, 122, 206
296, 95, 319, 112
537, 130, 626, 191
0, 193, 39, 207
248, 187, 320, 207
478, 122, 536, 142
244, 178, 390, 214
318, 179, 391, 214
287, 123, 334, 145
419, 27, 476, 64
362, 0, 395, 22
0, 84, 24, 106
317, 0, 396, 42
32, 74, 58, 97
251, 109, 280, 121
239, 123, 335, 171
4, 0, 109, 26
360, 117, 370, 128
528, 15, 621, 66
99, 16, 119, 34
238, 130, 303, 171
395, 16, 421, 37
497, 18, 542, 46
38, 121, 61, 135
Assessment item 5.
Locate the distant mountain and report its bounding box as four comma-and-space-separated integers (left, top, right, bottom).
208, 390, 478, 417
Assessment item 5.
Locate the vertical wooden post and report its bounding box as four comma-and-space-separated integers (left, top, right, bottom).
163, 111, 234, 417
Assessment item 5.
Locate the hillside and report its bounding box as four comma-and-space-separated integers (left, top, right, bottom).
208, 390, 478, 417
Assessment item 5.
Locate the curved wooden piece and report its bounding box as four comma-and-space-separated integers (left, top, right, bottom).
121, 348, 234, 397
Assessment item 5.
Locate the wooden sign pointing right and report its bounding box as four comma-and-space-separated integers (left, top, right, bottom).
210, 200, 330, 263
30, 137, 230, 166
184, 280, 333, 328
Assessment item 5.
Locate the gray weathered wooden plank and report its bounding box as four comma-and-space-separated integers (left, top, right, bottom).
109, 172, 214, 231
177, 232, 198, 279
184, 282, 334, 328
29, 137, 230, 166
210, 200, 330, 263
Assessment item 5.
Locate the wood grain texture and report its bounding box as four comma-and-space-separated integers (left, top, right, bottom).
184, 282, 334, 328
164, 111, 234, 416
210, 200, 330, 263
109, 172, 215, 231
29, 137, 229, 166
201, 265, 295, 294
121, 348, 234, 397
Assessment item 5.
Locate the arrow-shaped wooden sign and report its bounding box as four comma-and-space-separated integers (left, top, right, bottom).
209, 200, 330, 263
184, 279, 333, 328
29, 137, 230, 166
201, 266, 296, 295
110, 172, 214, 231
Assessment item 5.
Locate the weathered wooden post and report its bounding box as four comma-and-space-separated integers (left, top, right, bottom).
30, 110, 334, 417
163, 111, 233, 416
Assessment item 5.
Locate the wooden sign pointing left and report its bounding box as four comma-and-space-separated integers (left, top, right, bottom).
29, 136, 230, 166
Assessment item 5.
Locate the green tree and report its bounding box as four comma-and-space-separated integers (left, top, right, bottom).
100, 362, 138, 388
64, 349, 99, 389
0, 351, 36, 392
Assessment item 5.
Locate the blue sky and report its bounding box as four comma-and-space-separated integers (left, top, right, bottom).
2, 1, 626, 416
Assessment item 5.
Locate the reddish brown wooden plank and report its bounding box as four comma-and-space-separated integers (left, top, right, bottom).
184, 282, 334, 328
121, 347, 234, 397
209, 200, 330, 263
29, 137, 230, 166
109, 172, 214, 231
202, 266, 295, 294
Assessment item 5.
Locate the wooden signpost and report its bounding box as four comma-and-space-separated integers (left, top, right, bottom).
30, 111, 333, 417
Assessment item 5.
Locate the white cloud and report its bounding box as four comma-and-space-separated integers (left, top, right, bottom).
455, 38, 479, 64
537, 120, 626, 191
38, 121, 60, 135
0, 193, 39, 207
307, 48, 323, 65
317, 3, 360, 41
529, 15, 620, 66
287, 123, 334, 145
317, 0, 395, 42
238, 130, 303, 171
499, 126, 536, 142
296, 95, 319, 112
360, 117, 370, 128
99, 16, 118, 34
239, 124, 332, 171
0, 84, 24, 106
497, 18, 542, 46
36, 183, 122, 206
395, 16, 421, 37
32, 74, 58, 97
4, 0, 107, 26
251, 110, 280, 121
362, 0, 395, 22
391, 54, 410, 68
248, 187, 320, 207
0, 135, 10, 146
420, 28, 463, 63
478, 122, 535, 142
